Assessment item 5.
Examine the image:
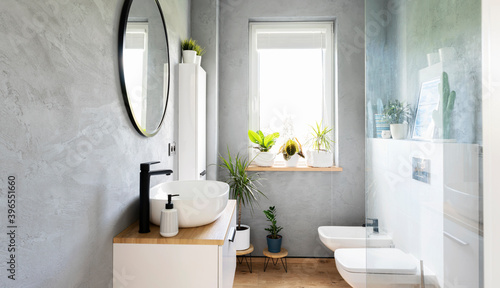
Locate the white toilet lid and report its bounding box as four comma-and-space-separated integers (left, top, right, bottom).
335, 248, 417, 275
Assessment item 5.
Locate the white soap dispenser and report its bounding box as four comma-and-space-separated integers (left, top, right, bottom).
160, 194, 179, 237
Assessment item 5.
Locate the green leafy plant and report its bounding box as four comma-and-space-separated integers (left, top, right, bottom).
309, 121, 334, 152
194, 44, 206, 56
248, 130, 280, 152
279, 138, 305, 161
219, 148, 266, 228
383, 100, 412, 124
181, 38, 197, 51
263, 206, 283, 239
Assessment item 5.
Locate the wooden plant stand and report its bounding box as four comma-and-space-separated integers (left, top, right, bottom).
236, 244, 254, 273
263, 248, 288, 273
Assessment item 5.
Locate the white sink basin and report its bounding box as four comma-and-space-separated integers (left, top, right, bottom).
318, 226, 393, 252
150, 180, 229, 228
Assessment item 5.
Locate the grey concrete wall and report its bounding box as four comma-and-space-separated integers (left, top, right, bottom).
218, 0, 366, 257
191, 0, 219, 180
366, 0, 481, 143
0, 0, 189, 287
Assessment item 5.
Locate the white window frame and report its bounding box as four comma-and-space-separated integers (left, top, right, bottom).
125, 22, 149, 127
249, 21, 338, 167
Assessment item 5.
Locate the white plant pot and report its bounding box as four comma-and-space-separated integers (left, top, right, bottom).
195, 55, 202, 65
182, 50, 197, 64
234, 224, 250, 251
254, 151, 276, 167
306, 150, 334, 167
390, 123, 408, 140
285, 154, 299, 167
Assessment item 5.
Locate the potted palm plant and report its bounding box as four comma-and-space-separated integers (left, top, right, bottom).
263, 206, 283, 253
248, 130, 280, 167
383, 100, 412, 139
219, 148, 265, 250
181, 38, 197, 64
306, 121, 334, 167
278, 138, 304, 167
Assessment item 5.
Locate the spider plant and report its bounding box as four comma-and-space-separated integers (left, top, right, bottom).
219, 148, 266, 229
309, 121, 334, 152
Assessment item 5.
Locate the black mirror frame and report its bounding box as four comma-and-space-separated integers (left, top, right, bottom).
118, 0, 170, 137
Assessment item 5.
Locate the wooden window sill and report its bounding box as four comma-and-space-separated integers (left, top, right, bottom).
245, 164, 343, 172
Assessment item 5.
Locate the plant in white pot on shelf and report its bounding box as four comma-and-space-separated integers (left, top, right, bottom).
181, 38, 197, 64
248, 130, 280, 167
219, 148, 266, 251
193, 43, 205, 66
383, 100, 412, 140
278, 138, 305, 167
306, 121, 334, 167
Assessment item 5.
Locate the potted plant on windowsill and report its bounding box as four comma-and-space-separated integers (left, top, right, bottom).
219, 148, 266, 251
263, 206, 283, 253
181, 38, 197, 64
248, 130, 280, 167
306, 121, 334, 167
383, 100, 412, 140
278, 138, 305, 167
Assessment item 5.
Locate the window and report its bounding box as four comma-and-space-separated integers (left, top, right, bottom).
124, 22, 149, 128
249, 22, 337, 166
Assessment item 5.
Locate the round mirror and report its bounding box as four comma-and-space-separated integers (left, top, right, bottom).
118, 0, 170, 137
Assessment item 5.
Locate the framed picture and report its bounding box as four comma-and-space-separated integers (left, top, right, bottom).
412, 78, 441, 140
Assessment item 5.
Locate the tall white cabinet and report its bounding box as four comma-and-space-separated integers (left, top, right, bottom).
179, 64, 206, 180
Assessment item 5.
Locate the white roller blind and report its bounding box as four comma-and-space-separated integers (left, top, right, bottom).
256, 31, 326, 50
125, 33, 146, 49
126, 22, 148, 50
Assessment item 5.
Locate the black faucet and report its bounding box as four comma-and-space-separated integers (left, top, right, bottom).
139, 161, 173, 233
367, 218, 379, 233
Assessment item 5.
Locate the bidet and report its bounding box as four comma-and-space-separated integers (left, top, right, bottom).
139, 161, 173, 233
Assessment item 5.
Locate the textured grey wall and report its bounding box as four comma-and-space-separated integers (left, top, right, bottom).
218, 0, 365, 257
366, 0, 481, 143
0, 0, 189, 287
191, 0, 219, 180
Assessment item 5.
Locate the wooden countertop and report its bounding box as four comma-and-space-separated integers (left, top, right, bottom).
114, 200, 236, 246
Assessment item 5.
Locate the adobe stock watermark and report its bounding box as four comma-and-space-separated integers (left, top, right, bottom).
5, 175, 17, 281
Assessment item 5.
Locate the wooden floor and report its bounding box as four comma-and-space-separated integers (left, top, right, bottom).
233, 257, 351, 288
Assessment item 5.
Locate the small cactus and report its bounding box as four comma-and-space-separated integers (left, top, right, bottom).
441, 72, 456, 139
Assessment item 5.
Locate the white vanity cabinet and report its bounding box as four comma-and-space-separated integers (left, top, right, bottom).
113, 201, 236, 288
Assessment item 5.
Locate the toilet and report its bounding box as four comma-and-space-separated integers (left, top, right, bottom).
335, 248, 437, 288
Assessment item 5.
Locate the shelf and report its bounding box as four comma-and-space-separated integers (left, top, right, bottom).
245, 165, 343, 172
